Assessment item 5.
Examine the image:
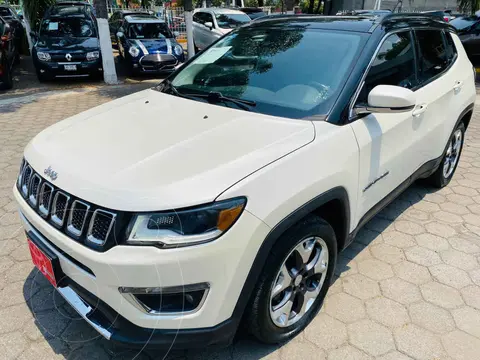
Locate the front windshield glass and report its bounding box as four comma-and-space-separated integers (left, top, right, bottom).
451, 16, 478, 30
40, 17, 96, 37
127, 22, 172, 39
167, 26, 364, 119
215, 13, 251, 29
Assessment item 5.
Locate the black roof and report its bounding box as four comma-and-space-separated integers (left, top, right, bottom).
250, 13, 455, 33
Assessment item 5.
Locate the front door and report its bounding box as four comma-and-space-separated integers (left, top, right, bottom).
349, 30, 425, 224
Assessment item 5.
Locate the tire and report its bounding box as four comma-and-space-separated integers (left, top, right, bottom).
1, 62, 13, 90
427, 122, 465, 188
246, 214, 337, 344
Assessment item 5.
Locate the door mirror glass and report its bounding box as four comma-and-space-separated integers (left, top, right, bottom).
356, 85, 416, 115
204, 21, 213, 29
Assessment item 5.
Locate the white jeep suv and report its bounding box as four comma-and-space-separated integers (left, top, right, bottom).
14, 14, 476, 348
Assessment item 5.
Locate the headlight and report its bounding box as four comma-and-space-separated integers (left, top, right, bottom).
127, 197, 246, 247
129, 46, 140, 58
86, 51, 100, 61
37, 52, 51, 61
173, 44, 183, 56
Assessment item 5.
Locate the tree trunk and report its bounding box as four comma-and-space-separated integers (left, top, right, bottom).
307, 0, 315, 13
93, 0, 118, 84
258, 0, 264, 6
314, 0, 321, 13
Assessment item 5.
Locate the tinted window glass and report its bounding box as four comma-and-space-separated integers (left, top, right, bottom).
416, 30, 448, 84
357, 31, 416, 104
167, 27, 366, 119
127, 22, 172, 39
193, 13, 202, 23
0, 8, 11, 18
445, 31, 457, 63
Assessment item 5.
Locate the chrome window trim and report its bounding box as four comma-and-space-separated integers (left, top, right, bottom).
21, 165, 33, 198
38, 182, 54, 218
51, 191, 70, 227
28, 174, 42, 208
87, 209, 116, 246
348, 27, 457, 122
67, 200, 91, 237
119, 283, 210, 316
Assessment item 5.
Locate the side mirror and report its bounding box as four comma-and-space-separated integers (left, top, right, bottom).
116, 31, 124, 39
173, 31, 180, 37
204, 21, 213, 30
18, 14, 24, 20
355, 85, 416, 115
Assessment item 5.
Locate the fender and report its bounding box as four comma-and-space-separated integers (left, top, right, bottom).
230, 187, 350, 325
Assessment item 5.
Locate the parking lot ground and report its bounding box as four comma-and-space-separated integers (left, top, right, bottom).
1, 84, 480, 360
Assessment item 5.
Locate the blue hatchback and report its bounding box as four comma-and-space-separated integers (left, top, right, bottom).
117, 15, 185, 74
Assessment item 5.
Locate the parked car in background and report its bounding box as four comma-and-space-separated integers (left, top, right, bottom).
31, 3, 102, 81
337, 9, 391, 16
116, 15, 184, 74
0, 15, 20, 89
0, 5, 25, 51
193, 8, 251, 50
14, 14, 475, 349
109, 9, 152, 46
421, 10, 454, 22
240, 7, 268, 20
450, 14, 480, 65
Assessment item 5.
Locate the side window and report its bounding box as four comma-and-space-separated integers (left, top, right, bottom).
356, 31, 416, 105
444, 31, 457, 64
193, 13, 202, 24
204, 13, 214, 25
415, 30, 448, 84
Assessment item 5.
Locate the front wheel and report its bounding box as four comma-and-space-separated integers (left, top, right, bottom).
427, 122, 465, 188
1, 61, 13, 90
246, 215, 337, 344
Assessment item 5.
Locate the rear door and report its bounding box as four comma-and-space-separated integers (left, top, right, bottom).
412, 29, 459, 163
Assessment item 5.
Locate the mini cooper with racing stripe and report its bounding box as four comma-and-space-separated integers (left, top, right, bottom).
117, 15, 184, 74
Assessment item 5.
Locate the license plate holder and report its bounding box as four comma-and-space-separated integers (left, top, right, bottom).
64, 64, 77, 71
27, 236, 63, 288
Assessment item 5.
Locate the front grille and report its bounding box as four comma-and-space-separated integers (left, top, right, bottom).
17, 161, 122, 251
140, 54, 177, 69
51, 53, 86, 62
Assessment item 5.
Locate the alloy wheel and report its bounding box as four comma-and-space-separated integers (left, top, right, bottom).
443, 129, 462, 179
269, 237, 329, 328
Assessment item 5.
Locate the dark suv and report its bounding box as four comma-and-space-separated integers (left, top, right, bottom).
31, 2, 102, 81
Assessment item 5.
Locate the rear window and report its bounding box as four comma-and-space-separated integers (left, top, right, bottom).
167, 27, 366, 119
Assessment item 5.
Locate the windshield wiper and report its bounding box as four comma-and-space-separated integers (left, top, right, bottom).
181, 91, 256, 111
157, 82, 256, 111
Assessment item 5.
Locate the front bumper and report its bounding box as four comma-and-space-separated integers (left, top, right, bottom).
35, 58, 103, 78
14, 186, 270, 346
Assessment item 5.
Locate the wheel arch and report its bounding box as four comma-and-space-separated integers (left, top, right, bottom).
458, 104, 474, 130
231, 187, 350, 327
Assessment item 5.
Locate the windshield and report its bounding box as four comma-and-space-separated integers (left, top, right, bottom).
215, 13, 251, 29
127, 22, 172, 39
166, 27, 365, 119
451, 16, 478, 30
40, 17, 96, 38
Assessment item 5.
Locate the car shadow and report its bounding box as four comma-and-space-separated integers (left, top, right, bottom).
22, 181, 443, 359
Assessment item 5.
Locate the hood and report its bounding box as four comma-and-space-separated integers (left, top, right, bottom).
133, 38, 176, 54
25, 89, 314, 212
36, 36, 100, 52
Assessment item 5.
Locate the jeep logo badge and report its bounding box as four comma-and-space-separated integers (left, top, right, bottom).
65, 53, 72, 61
44, 166, 58, 181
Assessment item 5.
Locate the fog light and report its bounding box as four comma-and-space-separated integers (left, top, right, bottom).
119, 283, 209, 314
133, 64, 139, 68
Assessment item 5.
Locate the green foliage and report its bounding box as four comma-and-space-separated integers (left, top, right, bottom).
23, 0, 56, 31
300, 0, 321, 13
458, 0, 480, 14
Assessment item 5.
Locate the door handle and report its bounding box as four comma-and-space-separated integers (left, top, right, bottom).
454, 81, 463, 94
412, 103, 428, 116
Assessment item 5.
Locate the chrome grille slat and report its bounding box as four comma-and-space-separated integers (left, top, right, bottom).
21, 165, 33, 197
51, 191, 70, 227
87, 210, 116, 246
39, 182, 54, 217
67, 200, 90, 237
28, 174, 42, 207
17, 159, 26, 187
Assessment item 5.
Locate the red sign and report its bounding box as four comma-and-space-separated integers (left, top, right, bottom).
28, 239, 58, 287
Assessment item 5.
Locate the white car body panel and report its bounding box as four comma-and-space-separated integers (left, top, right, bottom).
24, 89, 314, 211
